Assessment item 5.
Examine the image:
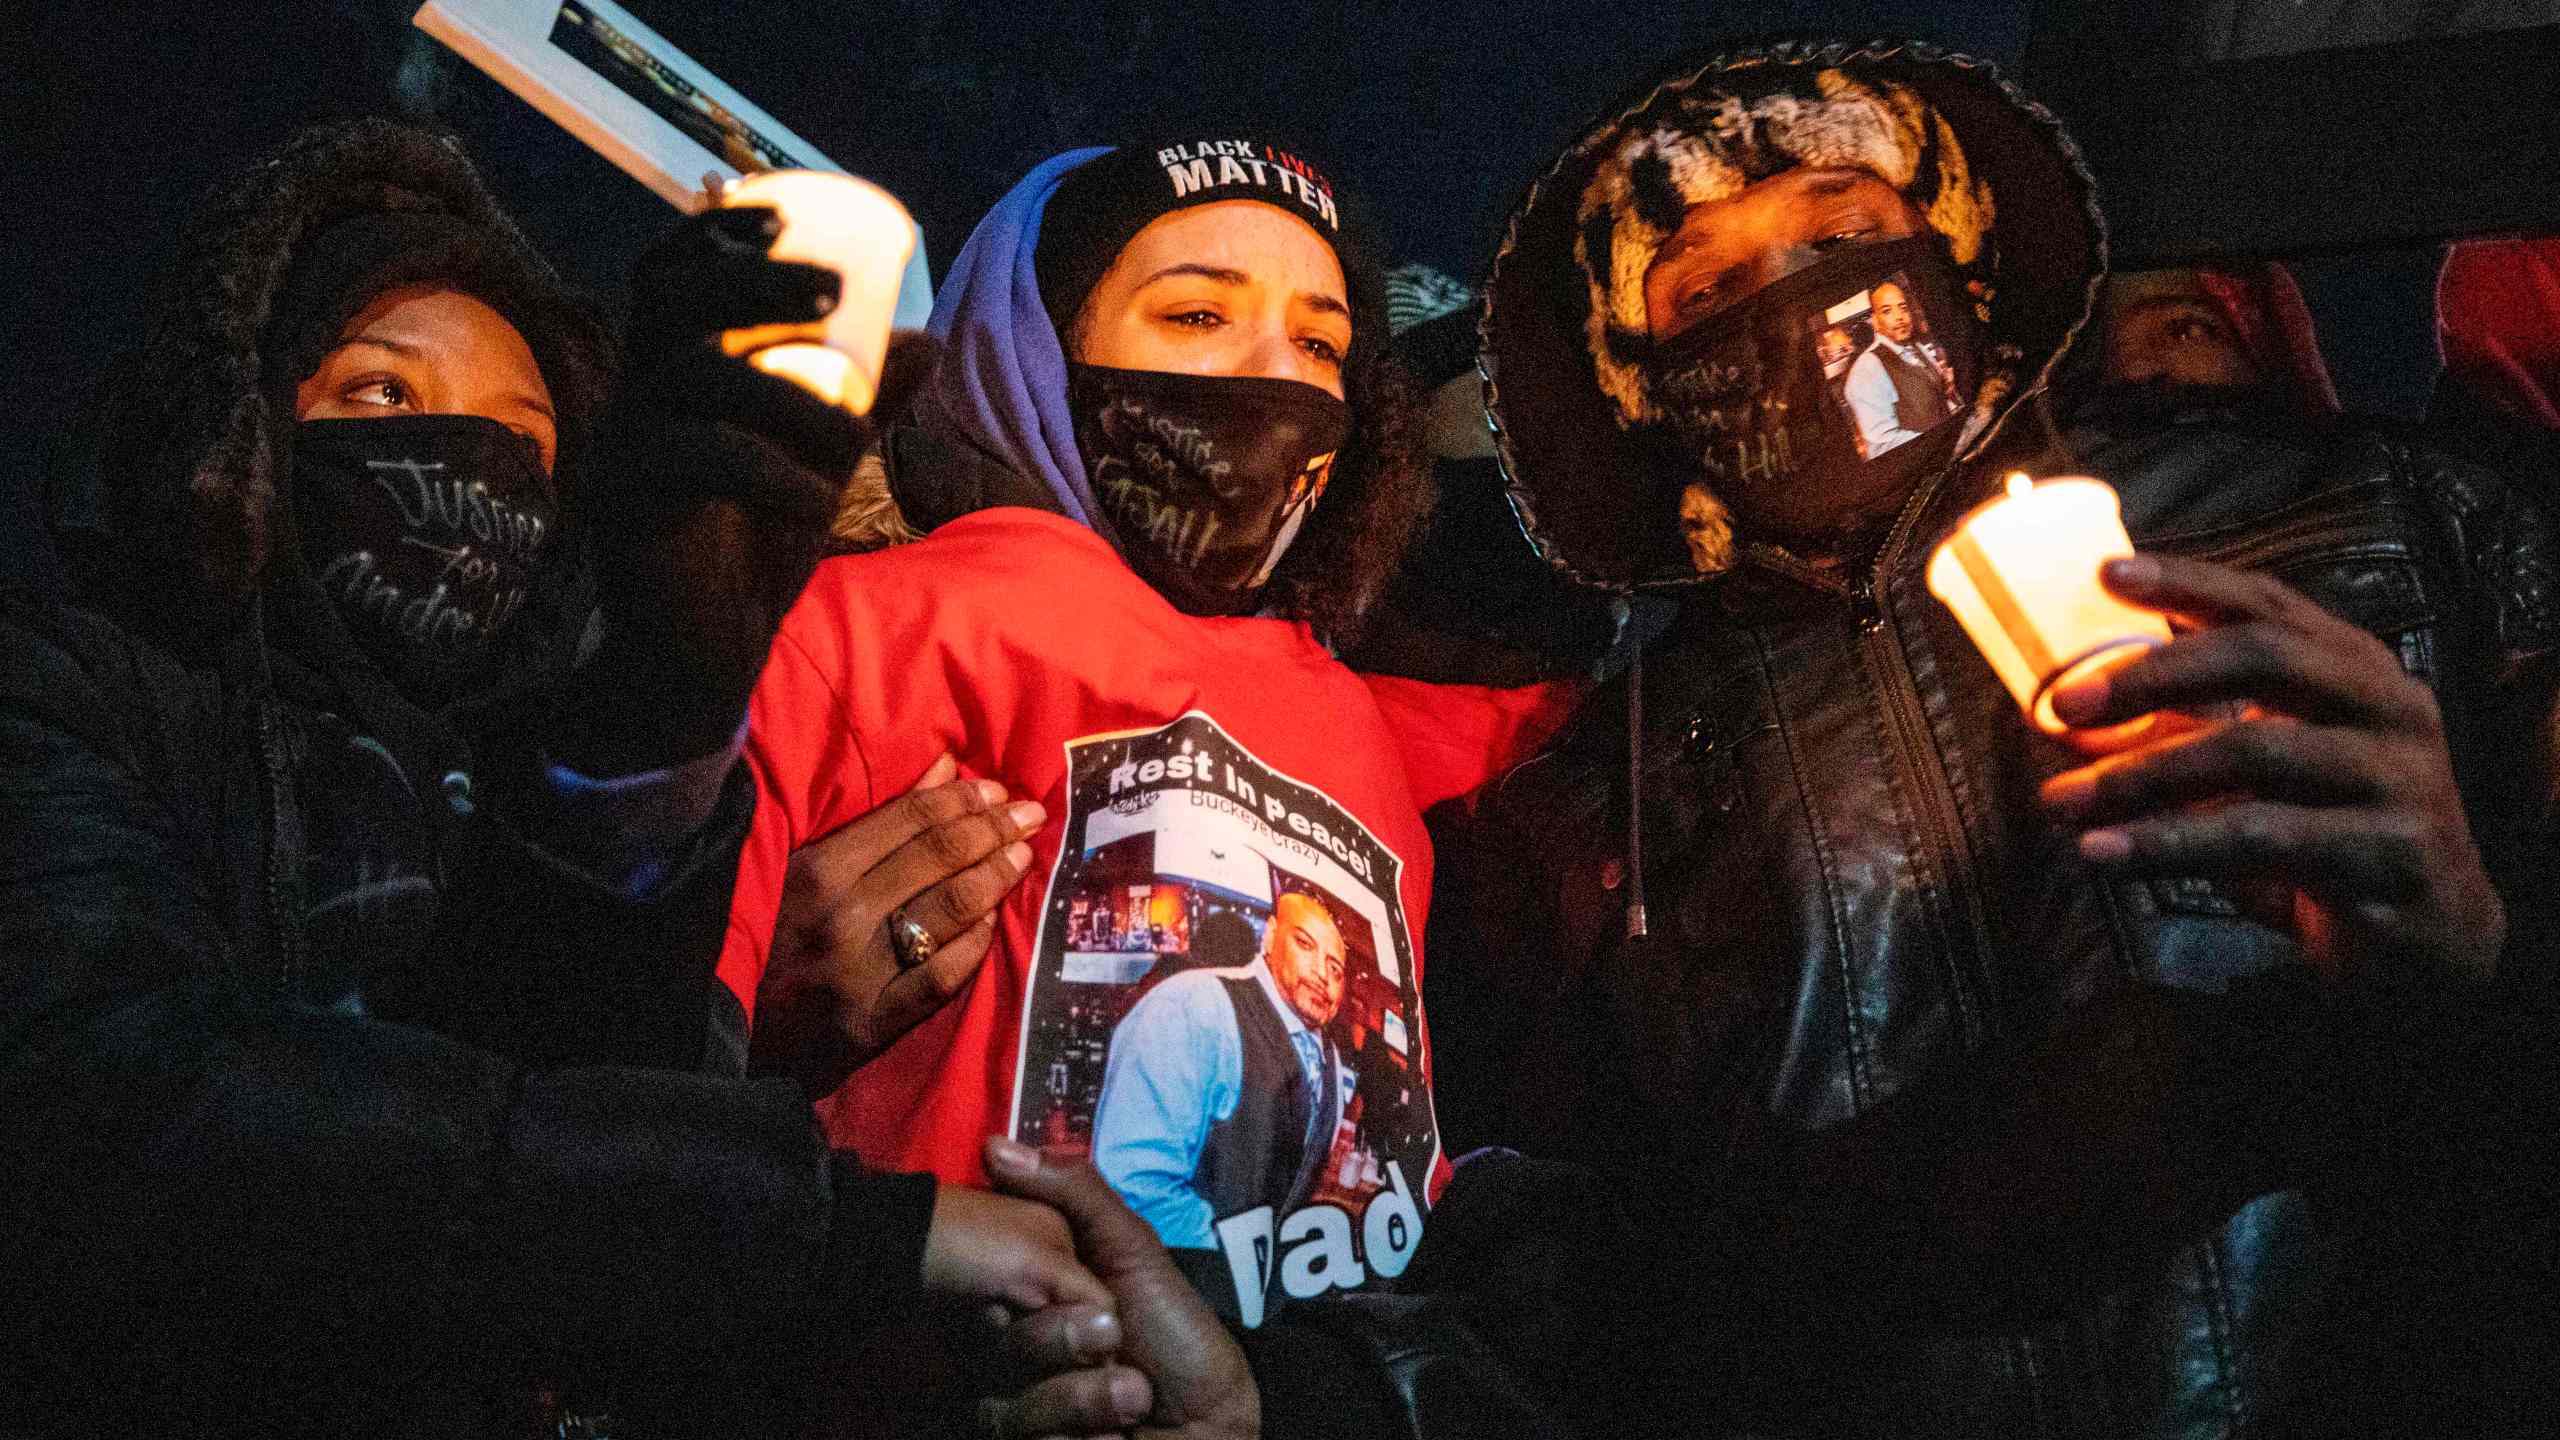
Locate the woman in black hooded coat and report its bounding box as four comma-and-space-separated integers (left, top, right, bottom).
1, 119, 1106, 1436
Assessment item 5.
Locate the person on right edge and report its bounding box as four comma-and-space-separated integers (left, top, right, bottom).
2428, 235, 2560, 513
1416, 36, 2559, 1440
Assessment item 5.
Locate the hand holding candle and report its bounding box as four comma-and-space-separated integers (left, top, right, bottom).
1924, 472, 2505, 983
716, 169, 916, 416
1928, 472, 2173, 745
2020, 549, 2508, 984
564, 196, 885, 775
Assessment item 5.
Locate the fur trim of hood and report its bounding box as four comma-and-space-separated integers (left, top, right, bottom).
1576, 65, 1995, 428
1483, 40, 2106, 593
63, 118, 611, 653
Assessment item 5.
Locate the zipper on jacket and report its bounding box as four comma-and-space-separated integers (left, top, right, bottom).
1859, 605, 1988, 1031
254, 700, 306, 995
1861, 480, 1993, 1049
1740, 541, 1860, 606
1736, 476, 1995, 1055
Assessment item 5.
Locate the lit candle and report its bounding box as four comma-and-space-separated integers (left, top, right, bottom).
1926, 473, 2172, 738
716, 169, 917, 416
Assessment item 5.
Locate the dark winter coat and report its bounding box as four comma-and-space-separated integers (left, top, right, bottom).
1428, 41, 2560, 1440
1, 119, 931, 1438
1436, 404, 2560, 1438
0, 591, 937, 1437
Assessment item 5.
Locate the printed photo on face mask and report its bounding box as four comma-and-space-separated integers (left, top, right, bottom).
1815, 271, 1964, 462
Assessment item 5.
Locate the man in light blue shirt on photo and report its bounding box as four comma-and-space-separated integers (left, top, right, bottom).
1844, 279, 1957, 457
1090, 891, 1351, 1249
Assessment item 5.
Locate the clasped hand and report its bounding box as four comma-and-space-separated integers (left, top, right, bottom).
973, 1138, 1261, 1440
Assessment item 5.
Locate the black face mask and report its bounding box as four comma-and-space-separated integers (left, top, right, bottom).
2065, 377, 2289, 429
1642, 234, 1979, 560
1069, 363, 1351, 617
292, 415, 558, 705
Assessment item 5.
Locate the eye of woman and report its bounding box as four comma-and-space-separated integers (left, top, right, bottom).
1161, 305, 1226, 330
1298, 332, 1345, 367
341, 374, 417, 410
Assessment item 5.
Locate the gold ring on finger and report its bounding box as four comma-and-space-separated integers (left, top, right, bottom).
888, 908, 938, 970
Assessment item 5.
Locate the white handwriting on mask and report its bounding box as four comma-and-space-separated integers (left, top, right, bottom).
313, 457, 544, 655
1093, 397, 1236, 569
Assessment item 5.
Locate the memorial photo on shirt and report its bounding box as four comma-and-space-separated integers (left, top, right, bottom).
1011, 712, 1434, 1328
1817, 270, 1964, 461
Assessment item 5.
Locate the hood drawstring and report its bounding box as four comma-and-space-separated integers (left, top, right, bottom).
1624, 646, 1649, 941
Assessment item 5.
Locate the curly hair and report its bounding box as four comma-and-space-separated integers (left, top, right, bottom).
69, 118, 612, 660
828, 330, 945, 554
1257, 327, 1435, 653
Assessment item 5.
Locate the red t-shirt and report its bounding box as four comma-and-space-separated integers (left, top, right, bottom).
721, 508, 1570, 1319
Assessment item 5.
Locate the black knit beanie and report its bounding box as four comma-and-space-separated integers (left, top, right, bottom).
1034, 137, 1357, 340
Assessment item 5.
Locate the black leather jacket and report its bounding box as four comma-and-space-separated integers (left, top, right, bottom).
1430, 403, 2560, 1438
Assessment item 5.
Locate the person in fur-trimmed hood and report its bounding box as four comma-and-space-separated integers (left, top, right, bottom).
1413, 39, 2560, 1438
1, 118, 1125, 1436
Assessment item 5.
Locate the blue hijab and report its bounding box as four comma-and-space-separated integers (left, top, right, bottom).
912, 147, 1121, 546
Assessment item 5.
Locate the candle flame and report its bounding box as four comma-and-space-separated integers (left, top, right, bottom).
2005, 472, 2034, 500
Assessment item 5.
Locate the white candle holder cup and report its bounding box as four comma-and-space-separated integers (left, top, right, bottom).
716, 170, 916, 416
1927, 474, 2174, 749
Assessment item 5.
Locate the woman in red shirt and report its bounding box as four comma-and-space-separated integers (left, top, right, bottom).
721, 138, 1570, 1328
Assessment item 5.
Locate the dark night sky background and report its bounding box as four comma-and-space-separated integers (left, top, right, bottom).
9, 1, 2515, 586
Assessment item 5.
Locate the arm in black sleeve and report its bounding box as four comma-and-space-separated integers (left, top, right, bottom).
2484, 655, 2560, 991
1663, 978, 2350, 1335
416, 732, 763, 1078
1325, 981, 2393, 1435
2422, 443, 2560, 992
0, 598, 929, 1427
1228, 1154, 1683, 1440
1241, 1293, 1575, 1440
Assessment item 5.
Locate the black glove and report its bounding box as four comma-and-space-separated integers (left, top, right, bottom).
559, 204, 873, 777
